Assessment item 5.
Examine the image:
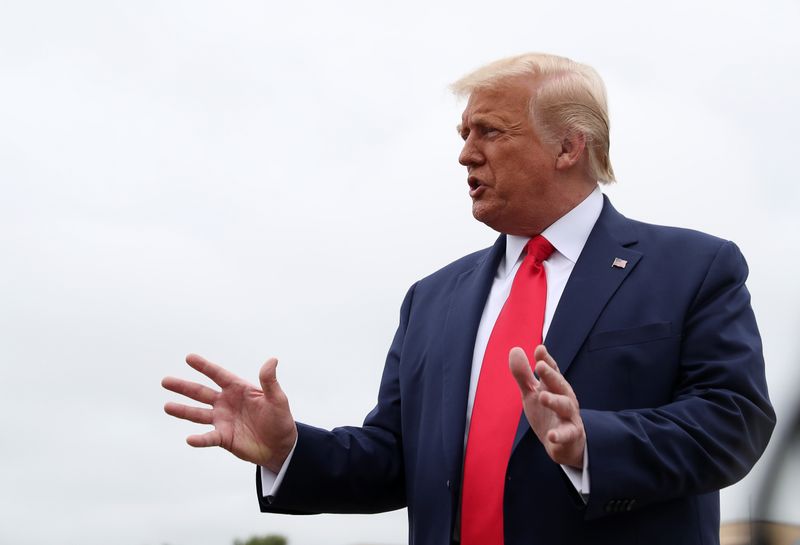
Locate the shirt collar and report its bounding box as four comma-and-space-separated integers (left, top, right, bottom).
502, 186, 604, 277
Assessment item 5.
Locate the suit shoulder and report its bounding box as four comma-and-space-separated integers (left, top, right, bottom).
626, 217, 737, 255
603, 201, 751, 281
602, 197, 743, 261
416, 245, 495, 286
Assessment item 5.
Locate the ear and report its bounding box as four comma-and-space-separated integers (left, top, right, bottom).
554, 132, 586, 171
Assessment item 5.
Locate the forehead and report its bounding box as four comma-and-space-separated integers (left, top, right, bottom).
460, 76, 539, 123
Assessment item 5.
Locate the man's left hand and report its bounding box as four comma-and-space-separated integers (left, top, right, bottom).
509, 344, 585, 468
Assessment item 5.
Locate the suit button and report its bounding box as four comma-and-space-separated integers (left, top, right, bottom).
626, 499, 636, 511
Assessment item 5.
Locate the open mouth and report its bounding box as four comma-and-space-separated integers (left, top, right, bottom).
468, 176, 485, 197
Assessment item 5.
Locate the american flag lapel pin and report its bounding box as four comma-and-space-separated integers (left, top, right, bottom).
612, 257, 628, 269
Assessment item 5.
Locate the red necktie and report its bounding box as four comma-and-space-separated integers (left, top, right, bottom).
460, 235, 555, 545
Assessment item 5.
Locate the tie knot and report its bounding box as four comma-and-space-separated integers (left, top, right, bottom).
525, 235, 555, 264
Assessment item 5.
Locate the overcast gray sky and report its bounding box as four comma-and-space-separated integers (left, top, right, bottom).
1, 1, 799, 544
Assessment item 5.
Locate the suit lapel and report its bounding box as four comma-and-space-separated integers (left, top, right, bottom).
513, 197, 642, 450
440, 235, 506, 481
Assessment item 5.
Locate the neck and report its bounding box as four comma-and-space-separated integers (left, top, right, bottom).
511, 182, 597, 237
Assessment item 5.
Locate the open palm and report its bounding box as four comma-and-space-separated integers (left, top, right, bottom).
162, 353, 297, 473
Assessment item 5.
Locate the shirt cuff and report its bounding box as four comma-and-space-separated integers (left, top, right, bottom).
259, 436, 298, 498
560, 444, 590, 502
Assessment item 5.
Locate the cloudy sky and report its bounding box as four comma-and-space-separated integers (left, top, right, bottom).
1, 1, 799, 544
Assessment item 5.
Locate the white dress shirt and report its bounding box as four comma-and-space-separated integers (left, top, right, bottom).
262, 187, 604, 498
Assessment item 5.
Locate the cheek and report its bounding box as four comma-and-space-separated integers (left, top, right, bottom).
503, 159, 537, 186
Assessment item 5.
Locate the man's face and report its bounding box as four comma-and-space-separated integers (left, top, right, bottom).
458, 77, 558, 236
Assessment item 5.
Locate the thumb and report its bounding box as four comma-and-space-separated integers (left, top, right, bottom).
509, 347, 536, 395
259, 357, 283, 399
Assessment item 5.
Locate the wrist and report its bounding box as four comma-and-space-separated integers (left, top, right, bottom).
263, 427, 298, 473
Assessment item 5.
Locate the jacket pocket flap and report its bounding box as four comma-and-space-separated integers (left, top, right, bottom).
588, 321, 673, 351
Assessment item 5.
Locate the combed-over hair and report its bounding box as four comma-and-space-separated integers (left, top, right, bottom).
451, 53, 615, 184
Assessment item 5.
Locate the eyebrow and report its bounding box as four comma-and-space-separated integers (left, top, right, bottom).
457, 114, 518, 135
460, 114, 508, 129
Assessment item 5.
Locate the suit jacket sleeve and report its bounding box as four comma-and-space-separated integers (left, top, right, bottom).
256, 283, 417, 515
581, 240, 775, 519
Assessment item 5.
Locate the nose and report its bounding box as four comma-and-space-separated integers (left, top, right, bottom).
459, 135, 484, 167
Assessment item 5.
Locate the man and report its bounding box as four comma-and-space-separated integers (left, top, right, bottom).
163, 53, 775, 545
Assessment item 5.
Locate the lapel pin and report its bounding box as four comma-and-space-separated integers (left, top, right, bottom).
612, 257, 628, 269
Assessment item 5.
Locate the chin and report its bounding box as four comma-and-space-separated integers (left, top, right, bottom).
471, 204, 502, 232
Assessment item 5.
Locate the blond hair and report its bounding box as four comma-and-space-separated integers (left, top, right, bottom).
451, 53, 615, 184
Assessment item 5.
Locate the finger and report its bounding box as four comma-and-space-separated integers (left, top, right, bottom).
508, 347, 538, 394
539, 391, 576, 419
187, 430, 222, 448
259, 357, 285, 401
535, 360, 572, 396
534, 345, 560, 373
161, 376, 218, 404
185, 353, 238, 388
547, 424, 580, 445
164, 402, 214, 425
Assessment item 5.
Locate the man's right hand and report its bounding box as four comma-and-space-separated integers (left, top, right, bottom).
162, 354, 298, 473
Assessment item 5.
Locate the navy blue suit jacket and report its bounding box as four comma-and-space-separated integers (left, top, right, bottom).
258, 197, 775, 545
